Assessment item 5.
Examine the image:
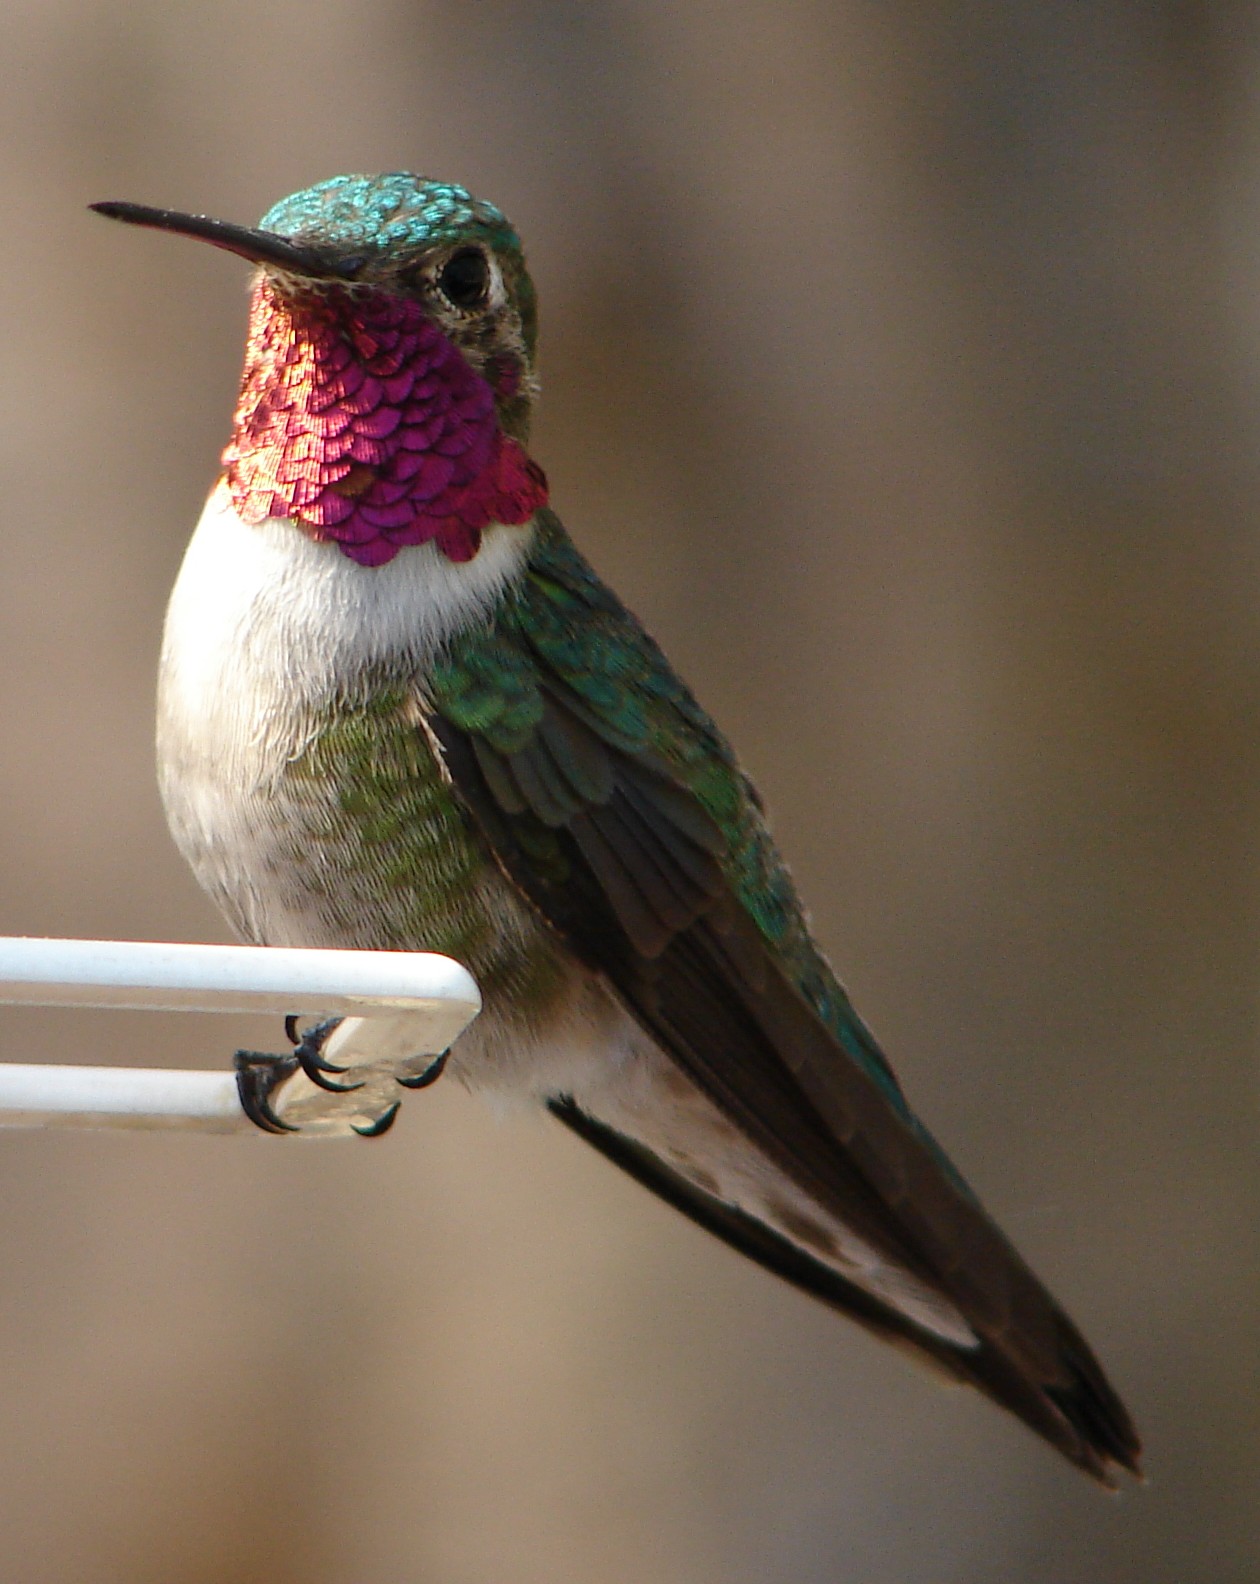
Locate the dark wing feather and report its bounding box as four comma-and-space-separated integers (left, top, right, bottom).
427, 515, 1140, 1483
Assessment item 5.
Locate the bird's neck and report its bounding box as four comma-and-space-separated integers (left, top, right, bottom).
221, 277, 547, 570
163, 484, 537, 723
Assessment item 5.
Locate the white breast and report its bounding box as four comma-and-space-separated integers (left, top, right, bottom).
155, 482, 534, 941
160, 481, 533, 722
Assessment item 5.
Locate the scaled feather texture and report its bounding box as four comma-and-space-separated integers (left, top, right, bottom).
223, 279, 546, 566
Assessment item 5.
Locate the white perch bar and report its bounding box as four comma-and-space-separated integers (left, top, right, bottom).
0, 1064, 244, 1132
0, 937, 480, 1017
0, 938, 482, 1136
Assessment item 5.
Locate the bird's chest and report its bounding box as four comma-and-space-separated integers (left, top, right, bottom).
155, 491, 569, 1015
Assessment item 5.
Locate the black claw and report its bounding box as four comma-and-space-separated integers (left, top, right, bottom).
352, 1100, 402, 1138
396, 1048, 450, 1090
234, 1050, 301, 1134
291, 1017, 364, 1094
301, 1063, 364, 1095
284, 1014, 301, 1046
294, 1017, 348, 1069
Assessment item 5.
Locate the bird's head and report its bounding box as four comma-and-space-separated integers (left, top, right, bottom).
93, 174, 548, 566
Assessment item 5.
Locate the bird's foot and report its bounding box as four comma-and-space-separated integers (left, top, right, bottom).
234, 1049, 301, 1134
284, 1015, 363, 1094
396, 1048, 450, 1090
236, 1024, 450, 1136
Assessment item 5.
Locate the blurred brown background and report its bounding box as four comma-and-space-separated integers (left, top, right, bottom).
0, 4, 1256, 1580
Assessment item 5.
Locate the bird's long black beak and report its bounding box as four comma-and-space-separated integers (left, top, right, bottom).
89, 201, 364, 279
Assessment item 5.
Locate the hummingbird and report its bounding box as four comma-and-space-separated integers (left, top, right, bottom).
92, 174, 1140, 1485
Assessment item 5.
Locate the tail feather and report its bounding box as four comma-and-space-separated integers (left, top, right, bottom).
549, 1095, 1141, 1485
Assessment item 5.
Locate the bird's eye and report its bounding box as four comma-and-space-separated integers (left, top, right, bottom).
436, 247, 491, 310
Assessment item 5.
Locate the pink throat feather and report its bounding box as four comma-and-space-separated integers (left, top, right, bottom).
222, 279, 548, 566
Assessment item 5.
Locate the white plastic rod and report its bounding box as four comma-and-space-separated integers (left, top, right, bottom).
0, 937, 480, 1018
0, 939, 482, 1136
0, 1064, 245, 1132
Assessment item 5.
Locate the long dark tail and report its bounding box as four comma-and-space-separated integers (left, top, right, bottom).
548, 1095, 1141, 1486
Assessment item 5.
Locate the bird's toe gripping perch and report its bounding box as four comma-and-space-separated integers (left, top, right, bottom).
285, 1014, 362, 1093
233, 1049, 302, 1134
236, 1022, 453, 1136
